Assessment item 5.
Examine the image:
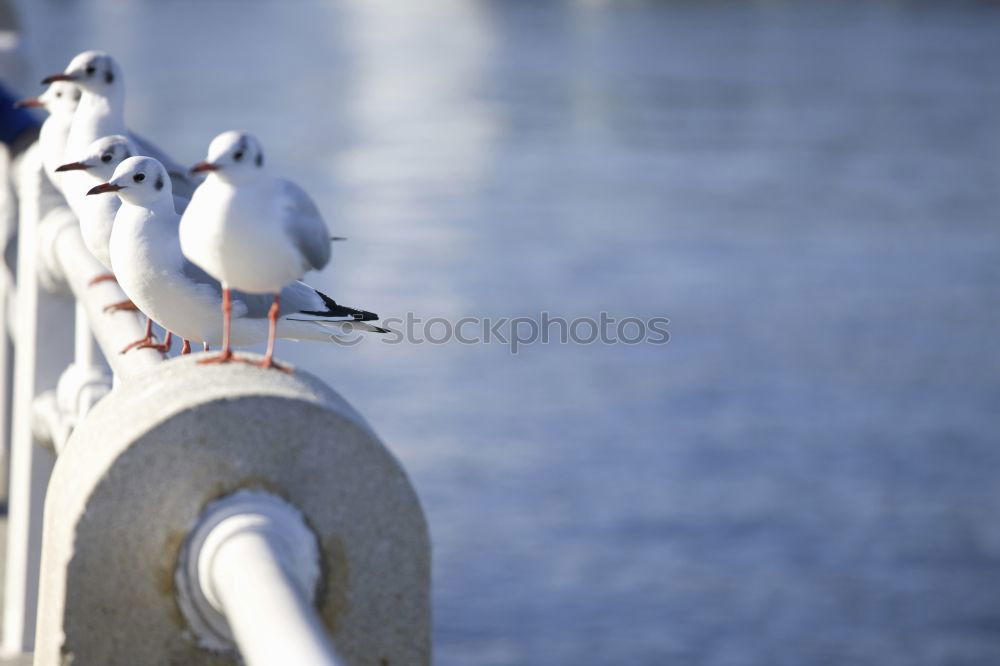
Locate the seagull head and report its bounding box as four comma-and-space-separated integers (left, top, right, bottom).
14, 80, 81, 116
93, 156, 172, 206
57, 134, 133, 179
43, 51, 123, 97
190, 130, 266, 182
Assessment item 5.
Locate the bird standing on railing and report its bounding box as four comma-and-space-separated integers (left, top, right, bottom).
14, 80, 81, 187
54, 134, 134, 279
179, 131, 344, 370
94, 156, 387, 355
54, 134, 177, 351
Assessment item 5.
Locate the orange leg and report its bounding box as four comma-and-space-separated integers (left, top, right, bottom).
181, 339, 192, 355
88, 272, 117, 286
199, 287, 237, 364
255, 294, 289, 372
121, 318, 155, 354
136, 330, 173, 353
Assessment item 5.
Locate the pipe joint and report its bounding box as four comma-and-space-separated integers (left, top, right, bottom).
176, 490, 323, 654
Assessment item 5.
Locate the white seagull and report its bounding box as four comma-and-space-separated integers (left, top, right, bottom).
41, 51, 199, 204
54, 135, 135, 277
14, 80, 81, 187
93, 156, 387, 356
179, 131, 338, 369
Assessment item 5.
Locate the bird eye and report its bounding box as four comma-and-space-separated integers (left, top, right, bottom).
85, 65, 96, 75
233, 150, 244, 162
101, 154, 112, 163
133, 173, 146, 183
55, 91, 62, 98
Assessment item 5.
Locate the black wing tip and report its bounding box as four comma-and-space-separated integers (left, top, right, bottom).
304, 289, 379, 321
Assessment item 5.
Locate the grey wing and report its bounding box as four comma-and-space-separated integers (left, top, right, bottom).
279, 280, 335, 315
180, 259, 274, 319
280, 280, 381, 321
129, 131, 203, 201
232, 291, 278, 319
172, 192, 191, 215
180, 259, 223, 303
279, 179, 331, 272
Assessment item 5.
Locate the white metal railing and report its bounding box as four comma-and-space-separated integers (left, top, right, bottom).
2, 142, 158, 655
177, 491, 343, 666
0, 143, 430, 665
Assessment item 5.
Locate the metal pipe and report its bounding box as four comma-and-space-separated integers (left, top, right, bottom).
1, 147, 71, 656
178, 491, 342, 666
3, 145, 157, 655
72, 304, 100, 368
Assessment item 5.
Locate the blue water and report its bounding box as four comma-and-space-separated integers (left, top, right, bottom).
17, 1, 1000, 664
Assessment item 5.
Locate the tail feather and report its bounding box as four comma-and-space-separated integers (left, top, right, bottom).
340, 321, 390, 334
289, 319, 390, 335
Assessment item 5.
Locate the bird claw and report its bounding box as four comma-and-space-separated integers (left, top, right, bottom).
135, 342, 170, 353
197, 350, 238, 365
104, 299, 139, 314
251, 357, 292, 373
120, 336, 155, 354
88, 273, 117, 286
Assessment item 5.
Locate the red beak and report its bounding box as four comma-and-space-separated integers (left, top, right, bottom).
41, 73, 76, 84
55, 161, 90, 173
13, 97, 43, 109
87, 183, 123, 196
190, 161, 219, 174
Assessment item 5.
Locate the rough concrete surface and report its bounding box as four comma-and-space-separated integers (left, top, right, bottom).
33, 354, 431, 666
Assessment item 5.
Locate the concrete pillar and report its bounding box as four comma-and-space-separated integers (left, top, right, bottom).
34, 356, 431, 666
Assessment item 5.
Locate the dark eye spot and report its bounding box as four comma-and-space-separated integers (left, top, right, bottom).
85, 65, 96, 75
133, 173, 145, 183
155, 176, 164, 191
105, 71, 114, 84
55, 91, 62, 98
74, 92, 81, 101
256, 152, 263, 167
100, 153, 112, 163
233, 150, 244, 162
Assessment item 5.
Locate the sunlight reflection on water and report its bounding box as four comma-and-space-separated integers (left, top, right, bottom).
16, 1, 1000, 664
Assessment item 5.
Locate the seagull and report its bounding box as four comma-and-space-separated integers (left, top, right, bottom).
55, 134, 160, 342
94, 156, 387, 357
41, 51, 199, 202
14, 80, 81, 187
180, 131, 339, 370
54, 135, 134, 276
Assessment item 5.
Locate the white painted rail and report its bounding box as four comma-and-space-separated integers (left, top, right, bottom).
0, 144, 431, 665
179, 491, 343, 666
